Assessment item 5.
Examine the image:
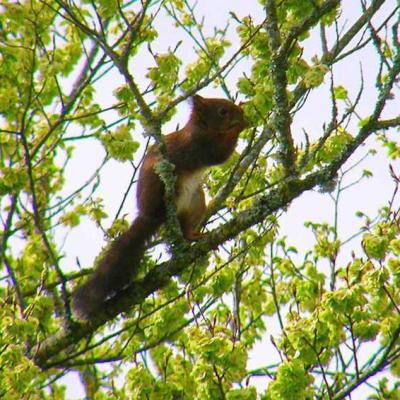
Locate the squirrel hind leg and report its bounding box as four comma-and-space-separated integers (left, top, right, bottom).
183, 230, 204, 241
179, 187, 206, 241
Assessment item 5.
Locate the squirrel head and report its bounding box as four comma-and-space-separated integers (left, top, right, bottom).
190, 95, 247, 134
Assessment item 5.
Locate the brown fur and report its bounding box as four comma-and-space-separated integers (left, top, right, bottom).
72, 95, 246, 319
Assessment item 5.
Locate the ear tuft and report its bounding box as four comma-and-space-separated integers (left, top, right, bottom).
191, 94, 205, 109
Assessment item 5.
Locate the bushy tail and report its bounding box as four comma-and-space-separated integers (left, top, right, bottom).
72, 215, 160, 320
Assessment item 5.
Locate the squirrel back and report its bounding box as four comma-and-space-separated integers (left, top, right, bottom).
72, 95, 246, 319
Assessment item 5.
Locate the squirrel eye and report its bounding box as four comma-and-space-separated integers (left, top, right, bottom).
218, 107, 228, 117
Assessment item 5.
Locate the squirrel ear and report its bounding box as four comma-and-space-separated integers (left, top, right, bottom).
190, 95, 207, 125
191, 94, 205, 109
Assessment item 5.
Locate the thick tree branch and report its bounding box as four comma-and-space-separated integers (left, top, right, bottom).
375, 115, 400, 130
264, 0, 296, 174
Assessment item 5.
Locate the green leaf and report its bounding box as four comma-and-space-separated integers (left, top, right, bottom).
100, 124, 139, 161
333, 85, 348, 100
227, 387, 257, 400
362, 169, 373, 178
362, 233, 388, 260
303, 64, 329, 88
267, 360, 314, 400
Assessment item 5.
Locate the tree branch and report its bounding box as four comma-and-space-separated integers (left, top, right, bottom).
264, 0, 296, 174
290, 0, 387, 109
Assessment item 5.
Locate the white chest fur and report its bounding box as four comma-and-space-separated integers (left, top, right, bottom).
176, 170, 204, 214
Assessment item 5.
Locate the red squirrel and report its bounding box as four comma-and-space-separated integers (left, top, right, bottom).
72, 95, 246, 319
